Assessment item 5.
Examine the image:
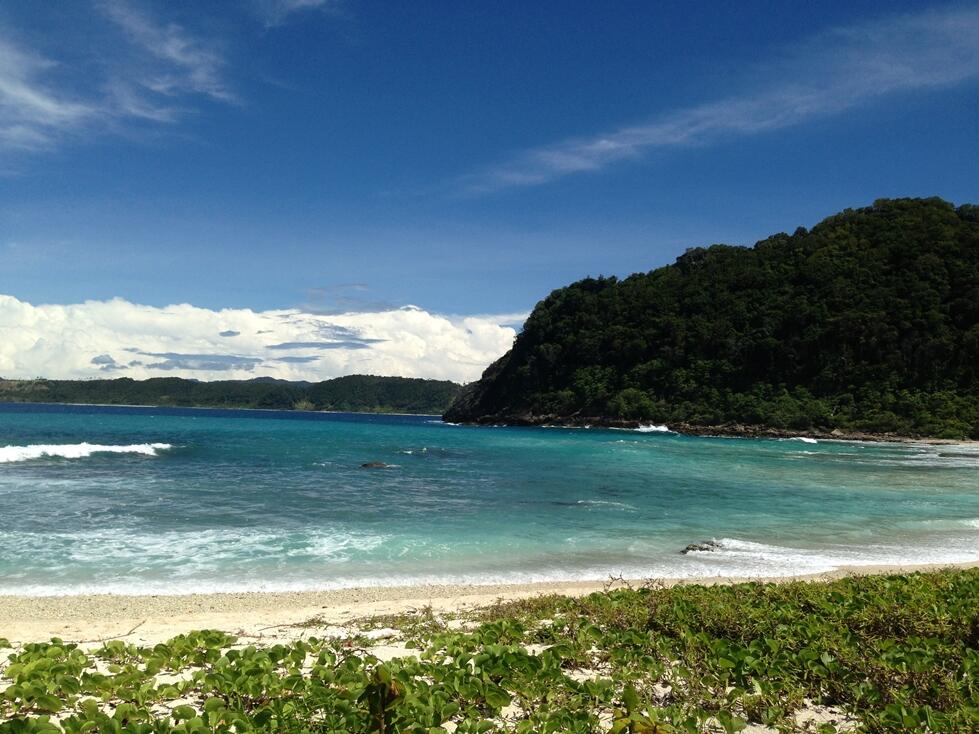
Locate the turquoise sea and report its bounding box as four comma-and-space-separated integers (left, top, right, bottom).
1, 403, 978, 596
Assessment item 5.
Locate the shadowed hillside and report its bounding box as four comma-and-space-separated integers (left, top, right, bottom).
446, 198, 979, 439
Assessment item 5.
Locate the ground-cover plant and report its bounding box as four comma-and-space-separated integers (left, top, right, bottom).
2, 569, 977, 733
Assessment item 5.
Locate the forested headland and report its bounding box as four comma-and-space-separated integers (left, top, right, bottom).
445, 198, 979, 439
0, 374, 461, 415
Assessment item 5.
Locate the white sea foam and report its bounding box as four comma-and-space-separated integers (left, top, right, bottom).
839, 446, 979, 469
635, 424, 672, 433
781, 436, 818, 444
575, 499, 638, 511
674, 535, 979, 577
4, 534, 979, 597
0, 442, 172, 463
0, 526, 392, 596
0, 571, 641, 597
7, 536, 979, 597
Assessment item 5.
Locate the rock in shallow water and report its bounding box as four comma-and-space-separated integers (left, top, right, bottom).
681, 540, 721, 554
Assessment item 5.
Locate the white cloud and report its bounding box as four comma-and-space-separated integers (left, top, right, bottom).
464, 6, 979, 192
100, 1, 234, 103
0, 294, 521, 383
254, 0, 339, 26
0, 1, 234, 153
0, 38, 95, 150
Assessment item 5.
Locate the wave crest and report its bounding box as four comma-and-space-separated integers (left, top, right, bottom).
0, 443, 172, 463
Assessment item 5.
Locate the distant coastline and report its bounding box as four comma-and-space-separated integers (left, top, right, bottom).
0, 374, 460, 416
6, 399, 970, 441
0, 400, 441, 418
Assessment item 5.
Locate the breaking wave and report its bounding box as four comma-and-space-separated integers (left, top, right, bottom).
0, 443, 172, 463
674, 535, 979, 577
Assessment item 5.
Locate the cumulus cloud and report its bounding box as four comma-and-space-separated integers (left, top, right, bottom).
0, 294, 520, 383
274, 356, 320, 364
90, 354, 126, 372
267, 339, 383, 350
134, 351, 265, 372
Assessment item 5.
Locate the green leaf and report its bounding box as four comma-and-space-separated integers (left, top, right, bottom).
32, 694, 64, 713
172, 705, 197, 721
483, 683, 510, 710
203, 697, 225, 713
622, 684, 640, 715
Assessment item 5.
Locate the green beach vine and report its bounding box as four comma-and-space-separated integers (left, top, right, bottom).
2, 569, 978, 732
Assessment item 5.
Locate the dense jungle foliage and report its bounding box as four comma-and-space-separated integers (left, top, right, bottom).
3, 569, 978, 732
445, 198, 979, 438
0, 375, 460, 415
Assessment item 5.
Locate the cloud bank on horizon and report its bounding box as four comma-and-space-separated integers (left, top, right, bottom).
0, 294, 521, 383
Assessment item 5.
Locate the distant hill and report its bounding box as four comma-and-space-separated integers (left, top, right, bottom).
0, 374, 461, 415
445, 198, 979, 439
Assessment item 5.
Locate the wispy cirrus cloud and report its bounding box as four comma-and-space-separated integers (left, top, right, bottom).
0, 1, 234, 153
462, 6, 979, 193
0, 38, 95, 150
253, 0, 340, 27
100, 0, 235, 104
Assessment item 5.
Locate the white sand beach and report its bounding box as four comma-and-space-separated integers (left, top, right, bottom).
4, 561, 977, 646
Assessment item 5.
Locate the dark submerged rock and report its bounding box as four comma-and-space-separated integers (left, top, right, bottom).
681, 540, 721, 554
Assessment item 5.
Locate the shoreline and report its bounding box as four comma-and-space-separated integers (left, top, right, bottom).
458, 414, 979, 444
3, 401, 975, 444
4, 560, 977, 645
0, 400, 440, 418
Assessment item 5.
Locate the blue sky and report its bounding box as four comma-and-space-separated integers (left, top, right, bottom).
1, 1, 978, 381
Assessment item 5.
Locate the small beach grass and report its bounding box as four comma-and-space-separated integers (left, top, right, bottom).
2, 569, 977, 733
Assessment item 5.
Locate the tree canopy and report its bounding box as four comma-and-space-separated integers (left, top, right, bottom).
446, 198, 979, 438
0, 374, 460, 415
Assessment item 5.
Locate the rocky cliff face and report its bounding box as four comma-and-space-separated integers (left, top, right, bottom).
442, 352, 514, 423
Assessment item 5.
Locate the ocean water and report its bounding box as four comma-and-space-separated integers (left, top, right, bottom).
1, 403, 978, 596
